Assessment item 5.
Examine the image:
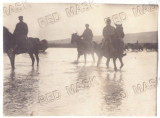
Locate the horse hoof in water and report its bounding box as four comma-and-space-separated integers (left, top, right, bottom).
120, 64, 124, 69
73, 61, 78, 64
114, 67, 117, 71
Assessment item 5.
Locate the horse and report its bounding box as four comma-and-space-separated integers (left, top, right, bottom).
71, 33, 96, 63
3, 26, 41, 69
95, 24, 126, 71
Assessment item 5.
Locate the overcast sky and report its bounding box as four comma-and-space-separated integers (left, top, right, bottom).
3, 3, 158, 41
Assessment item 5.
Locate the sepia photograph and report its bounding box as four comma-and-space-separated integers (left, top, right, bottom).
3, 1, 158, 116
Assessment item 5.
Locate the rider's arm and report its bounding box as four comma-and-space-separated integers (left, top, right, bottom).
13, 24, 18, 35
80, 30, 85, 38
103, 27, 106, 38
90, 30, 93, 39
24, 23, 28, 35
122, 31, 125, 38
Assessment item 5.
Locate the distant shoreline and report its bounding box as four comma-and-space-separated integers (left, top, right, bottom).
48, 42, 158, 48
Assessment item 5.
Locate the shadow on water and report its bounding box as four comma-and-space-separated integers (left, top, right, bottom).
3, 67, 40, 116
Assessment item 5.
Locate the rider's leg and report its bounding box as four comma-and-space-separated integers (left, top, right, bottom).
120, 39, 126, 56
101, 39, 105, 49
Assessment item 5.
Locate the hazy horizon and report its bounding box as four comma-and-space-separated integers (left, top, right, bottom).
3, 3, 158, 41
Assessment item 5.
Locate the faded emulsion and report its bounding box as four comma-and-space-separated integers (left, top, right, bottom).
132, 78, 157, 95
3, 68, 40, 116
65, 2, 94, 17
104, 72, 127, 111
3, 2, 32, 17
65, 75, 95, 95
111, 12, 127, 24
131, 5, 157, 17
37, 1, 98, 28
38, 90, 61, 105
38, 74, 95, 105
3, 3, 158, 116
38, 12, 61, 28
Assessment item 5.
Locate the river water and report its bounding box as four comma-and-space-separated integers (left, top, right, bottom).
3, 48, 157, 116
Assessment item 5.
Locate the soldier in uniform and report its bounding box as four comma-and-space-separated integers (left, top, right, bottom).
102, 17, 126, 56
13, 16, 28, 52
81, 24, 93, 52
102, 17, 115, 55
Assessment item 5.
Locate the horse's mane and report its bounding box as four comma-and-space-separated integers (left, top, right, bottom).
3, 26, 14, 52
73, 33, 82, 40
3, 26, 12, 37
115, 25, 125, 39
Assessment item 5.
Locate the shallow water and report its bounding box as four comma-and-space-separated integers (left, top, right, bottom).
3, 48, 157, 116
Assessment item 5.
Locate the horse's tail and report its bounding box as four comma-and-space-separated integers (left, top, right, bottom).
92, 41, 103, 56
39, 39, 48, 51
92, 41, 102, 51
92, 41, 98, 49
28, 37, 41, 52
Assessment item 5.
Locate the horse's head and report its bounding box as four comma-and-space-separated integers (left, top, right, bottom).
3, 26, 12, 39
115, 24, 125, 38
71, 33, 79, 44
3, 26, 14, 52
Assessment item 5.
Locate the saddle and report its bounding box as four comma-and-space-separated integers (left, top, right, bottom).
14, 36, 30, 54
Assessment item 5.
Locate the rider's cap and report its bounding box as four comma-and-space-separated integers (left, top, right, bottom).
107, 17, 111, 22
85, 24, 89, 27
18, 16, 23, 20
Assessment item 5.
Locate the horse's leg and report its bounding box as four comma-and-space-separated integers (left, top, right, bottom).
29, 53, 35, 66
119, 57, 124, 69
12, 53, 15, 69
91, 52, 95, 62
77, 53, 80, 63
97, 55, 102, 67
84, 53, 87, 64
106, 57, 110, 68
35, 53, 39, 66
7, 50, 15, 69
113, 57, 117, 71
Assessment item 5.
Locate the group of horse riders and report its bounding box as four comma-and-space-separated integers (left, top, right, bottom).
80, 17, 126, 56
13, 16, 125, 56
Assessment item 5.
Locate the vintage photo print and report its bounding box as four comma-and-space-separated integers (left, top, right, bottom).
3, 1, 158, 116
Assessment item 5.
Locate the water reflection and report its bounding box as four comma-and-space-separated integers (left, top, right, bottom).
3, 67, 40, 116
104, 72, 126, 112
74, 64, 126, 114
73, 63, 95, 92
77, 63, 95, 81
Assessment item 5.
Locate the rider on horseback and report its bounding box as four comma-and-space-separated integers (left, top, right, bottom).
13, 16, 28, 53
102, 17, 115, 55
102, 17, 126, 57
81, 24, 93, 53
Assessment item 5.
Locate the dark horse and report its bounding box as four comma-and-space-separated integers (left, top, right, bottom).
95, 24, 125, 71
71, 33, 96, 63
3, 26, 41, 69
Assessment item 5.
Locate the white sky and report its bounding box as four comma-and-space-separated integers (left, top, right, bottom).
3, 3, 158, 41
